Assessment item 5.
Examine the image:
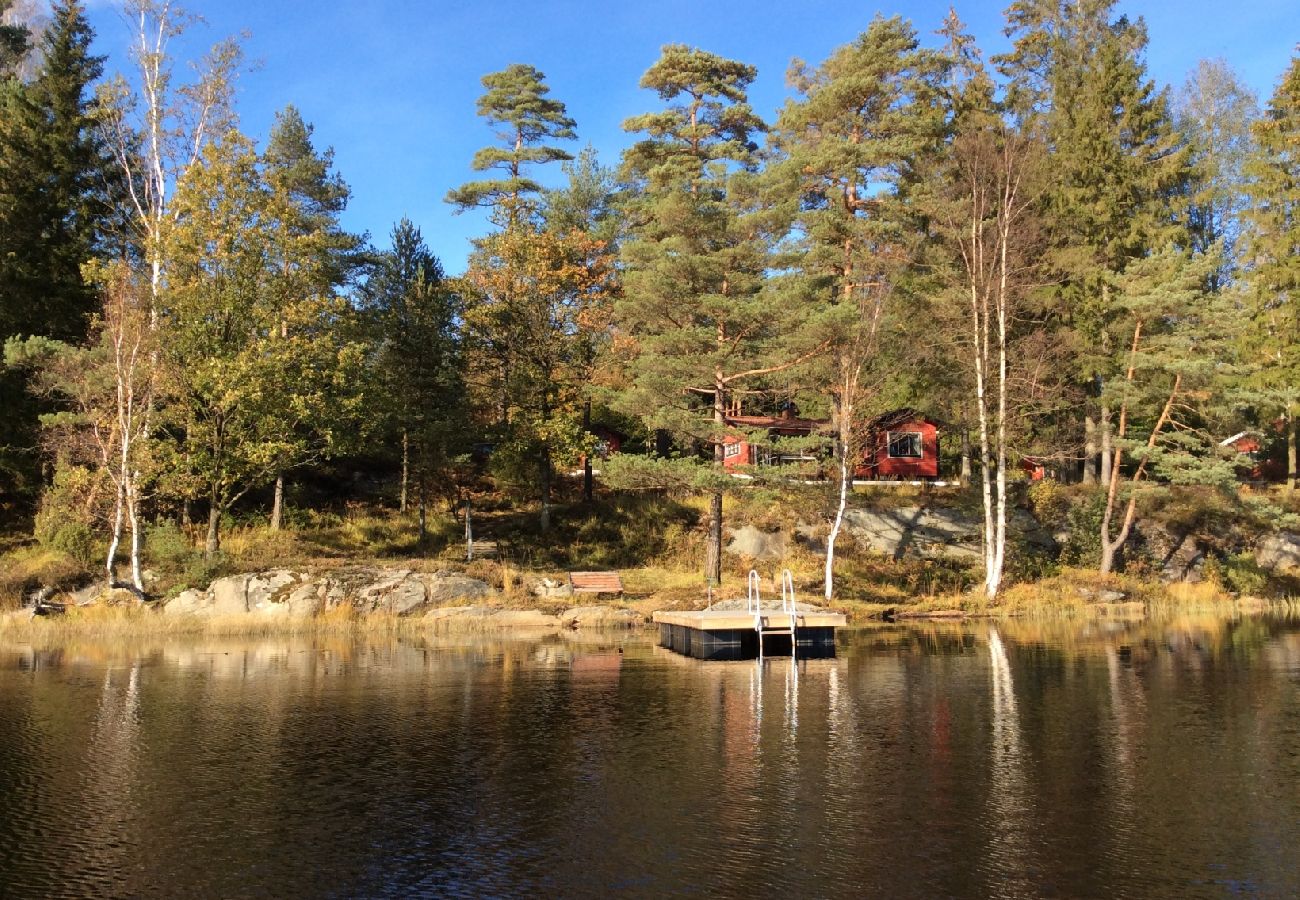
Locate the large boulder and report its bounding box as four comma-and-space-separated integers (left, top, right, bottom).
1137, 523, 1206, 583
163, 587, 210, 616
209, 574, 254, 615
424, 571, 492, 605
558, 606, 642, 629
356, 570, 429, 615
1255, 532, 1300, 572
843, 507, 982, 560
245, 570, 301, 613
726, 525, 785, 560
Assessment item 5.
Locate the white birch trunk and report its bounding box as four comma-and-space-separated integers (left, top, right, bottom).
824, 442, 850, 602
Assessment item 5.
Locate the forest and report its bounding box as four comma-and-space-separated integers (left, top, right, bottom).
2, 0, 1299, 610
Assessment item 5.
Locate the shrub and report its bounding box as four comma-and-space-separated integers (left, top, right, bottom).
1204, 552, 1269, 596
48, 522, 97, 567
1060, 491, 1107, 567
145, 520, 194, 569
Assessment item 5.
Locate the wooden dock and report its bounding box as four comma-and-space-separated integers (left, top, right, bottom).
652, 607, 846, 661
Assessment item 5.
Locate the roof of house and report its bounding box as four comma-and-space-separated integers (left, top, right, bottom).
1220, 430, 1261, 447
723, 413, 829, 434
870, 407, 942, 430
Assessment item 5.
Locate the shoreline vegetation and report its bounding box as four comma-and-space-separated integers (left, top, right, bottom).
4, 484, 1297, 642
1, 586, 1293, 645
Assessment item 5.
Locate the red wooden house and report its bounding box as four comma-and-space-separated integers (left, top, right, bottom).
721, 408, 827, 469
856, 408, 941, 480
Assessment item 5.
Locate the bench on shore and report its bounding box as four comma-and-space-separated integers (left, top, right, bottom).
569, 571, 624, 595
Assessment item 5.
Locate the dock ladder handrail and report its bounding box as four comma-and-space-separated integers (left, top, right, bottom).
746, 569, 761, 613
781, 569, 799, 661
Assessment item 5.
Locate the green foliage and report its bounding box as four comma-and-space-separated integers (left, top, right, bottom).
1203, 551, 1268, 595
145, 520, 193, 569
1061, 491, 1107, 566
0, 1, 118, 507
445, 63, 576, 226
1027, 479, 1071, 529
159, 129, 368, 550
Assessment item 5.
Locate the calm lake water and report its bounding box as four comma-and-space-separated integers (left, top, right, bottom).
0, 616, 1297, 898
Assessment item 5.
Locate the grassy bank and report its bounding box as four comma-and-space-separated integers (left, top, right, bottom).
4, 485, 1298, 638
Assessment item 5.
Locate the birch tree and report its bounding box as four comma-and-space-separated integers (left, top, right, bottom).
5, 264, 155, 591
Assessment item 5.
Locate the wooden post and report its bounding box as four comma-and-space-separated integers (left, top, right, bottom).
465, 499, 473, 561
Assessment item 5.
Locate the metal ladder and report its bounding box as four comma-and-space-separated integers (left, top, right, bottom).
749, 569, 798, 659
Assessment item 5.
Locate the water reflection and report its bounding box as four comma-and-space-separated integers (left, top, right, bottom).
0, 614, 1296, 897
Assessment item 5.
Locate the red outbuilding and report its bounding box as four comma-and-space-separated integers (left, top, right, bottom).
856, 409, 942, 480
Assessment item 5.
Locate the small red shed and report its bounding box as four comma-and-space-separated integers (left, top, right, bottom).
857, 409, 941, 480
1220, 430, 1285, 481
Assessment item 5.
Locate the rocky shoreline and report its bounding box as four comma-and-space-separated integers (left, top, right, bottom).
161, 566, 643, 630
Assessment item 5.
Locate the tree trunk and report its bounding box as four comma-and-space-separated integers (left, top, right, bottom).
540, 446, 552, 533
181, 497, 192, 529
1288, 410, 1297, 493
418, 479, 427, 543
270, 472, 285, 531
706, 370, 726, 585
582, 400, 593, 502
126, 474, 144, 594
106, 478, 125, 586
399, 430, 409, 514
705, 490, 723, 586
825, 441, 850, 601
205, 503, 221, 557
1099, 402, 1113, 488
960, 427, 972, 483
1083, 412, 1097, 485
464, 500, 473, 560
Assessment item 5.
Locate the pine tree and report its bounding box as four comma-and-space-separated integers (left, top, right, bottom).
0, 0, 114, 508
262, 105, 365, 527
363, 219, 465, 533
997, 0, 1187, 484
451, 64, 609, 532
770, 15, 946, 599
617, 45, 813, 585
445, 63, 576, 228
1243, 54, 1300, 489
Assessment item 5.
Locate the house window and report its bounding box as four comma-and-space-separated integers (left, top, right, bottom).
887, 431, 923, 458
724, 441, 743, 459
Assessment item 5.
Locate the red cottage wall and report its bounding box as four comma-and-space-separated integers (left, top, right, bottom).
722, 436, 751, 469
857, 420, 940, 479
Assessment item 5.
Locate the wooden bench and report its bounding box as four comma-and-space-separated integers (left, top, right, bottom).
467, 540, 498, 559
569, 571, 624, 595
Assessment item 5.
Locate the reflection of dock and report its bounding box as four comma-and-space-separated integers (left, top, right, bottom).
652, 608, 845, 660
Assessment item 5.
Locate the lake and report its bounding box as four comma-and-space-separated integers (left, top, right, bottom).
0, 615, 1296, 897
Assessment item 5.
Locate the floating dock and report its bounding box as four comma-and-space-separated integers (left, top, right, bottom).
653, 607, 846, 660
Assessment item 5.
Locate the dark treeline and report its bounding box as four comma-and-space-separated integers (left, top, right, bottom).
1, 0, 1298, 598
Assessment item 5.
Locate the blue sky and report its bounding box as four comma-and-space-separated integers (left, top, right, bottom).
81, 0, 1297, 274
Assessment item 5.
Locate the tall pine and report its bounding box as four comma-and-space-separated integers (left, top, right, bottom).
1243, 54, 1300, 489
618, 45, 806, 585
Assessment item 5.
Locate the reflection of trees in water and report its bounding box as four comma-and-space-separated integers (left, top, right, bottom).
986, 627, 1037, 895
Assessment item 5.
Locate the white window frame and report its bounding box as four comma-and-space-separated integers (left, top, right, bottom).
886, 430, 923, 459
724, 440, 743, 459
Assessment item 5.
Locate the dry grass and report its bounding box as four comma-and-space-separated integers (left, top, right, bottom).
0, 602, 428, 643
